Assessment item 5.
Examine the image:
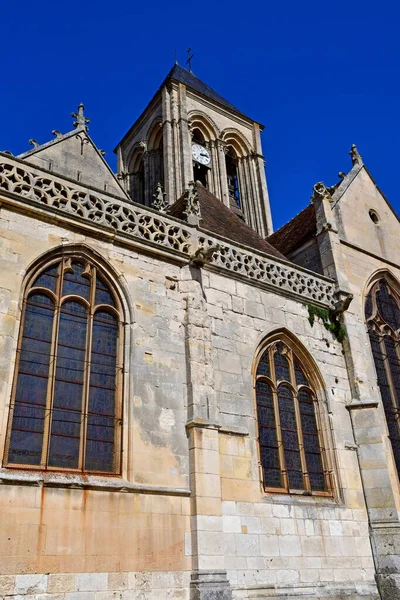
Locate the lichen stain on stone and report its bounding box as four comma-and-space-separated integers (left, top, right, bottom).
132, 425, 187, 488
135, 302, 156, 314
159, 408, 176, 433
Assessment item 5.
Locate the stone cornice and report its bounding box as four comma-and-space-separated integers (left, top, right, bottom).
0, 154, 336, 308
0, 469, 190, 496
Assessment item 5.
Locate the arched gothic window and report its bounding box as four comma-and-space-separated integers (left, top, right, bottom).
5, 258, 123, 474
255, 340, 330, 495
225, 148, 241, 211
366, 278, 400, 475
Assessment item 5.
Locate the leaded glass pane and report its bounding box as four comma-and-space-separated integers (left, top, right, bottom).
278, 384, 304, 490
274, 343, 290, 382
85, 311, 118, 472
95, 276, 115, 307
376, 282, 400, 332
298, 388, 326, 492
367, 278, 400, 479
48, 301, 87, 469
8, 294, 54, 465
385, 337, 400, 400
256, 379, 281, 488
62, 262, 91, 301
257, 349, 270, 377
294, 360, 308, 387
33, 264, 59, 293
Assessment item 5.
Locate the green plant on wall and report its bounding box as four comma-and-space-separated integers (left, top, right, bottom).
307, 304, 346, 343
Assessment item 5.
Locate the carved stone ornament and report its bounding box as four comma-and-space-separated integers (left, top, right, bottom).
190, 243, 221, 266
0, 155, 336, 308
349, 144, 363, 166
151, 182, 169, 212
183, 181, 201, 225
72, 103, 90, 131
312, 181, 332, 202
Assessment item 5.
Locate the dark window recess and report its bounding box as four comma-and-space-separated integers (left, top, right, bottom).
255, 340, 330, 495
6, 260, 122, 474
193, 162, 208, 188
225, 151, 241, 211
366, 280, 400, 477
131, 159, 145, 205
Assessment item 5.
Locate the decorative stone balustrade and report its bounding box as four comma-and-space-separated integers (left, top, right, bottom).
0, 155, 336, 307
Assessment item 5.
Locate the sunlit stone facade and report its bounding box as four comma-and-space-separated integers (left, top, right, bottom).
0, 68, 399, 600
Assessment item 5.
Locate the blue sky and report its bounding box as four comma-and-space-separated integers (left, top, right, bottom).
2, 0, 399, 230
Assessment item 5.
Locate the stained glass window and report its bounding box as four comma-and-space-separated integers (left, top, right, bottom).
366, 279, 400, 477
6, 258, 122, 474
255, 340, 330, 494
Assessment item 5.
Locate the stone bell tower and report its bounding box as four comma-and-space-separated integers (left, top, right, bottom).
115, 64, 273, 237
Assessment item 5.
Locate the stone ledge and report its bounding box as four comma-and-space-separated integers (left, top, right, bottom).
346, 400, 379, 411
0, 469, 191, 496
185, 419, 249, 437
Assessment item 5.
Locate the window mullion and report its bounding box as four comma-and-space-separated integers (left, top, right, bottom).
270, 347, 288, 491
289, 350, 310, 492
78, 266, 95, 472
40, 265, 63, 468
379, 333, 400, 437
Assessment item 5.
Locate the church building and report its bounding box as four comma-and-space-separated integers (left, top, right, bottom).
0, 64, 399, 600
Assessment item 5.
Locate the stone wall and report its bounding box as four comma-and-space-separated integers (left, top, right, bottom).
0, 197, 380, 598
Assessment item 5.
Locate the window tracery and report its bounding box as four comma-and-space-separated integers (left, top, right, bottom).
4, 258, 123, 474
366, 278, 400, 475
255, 340, 331, 495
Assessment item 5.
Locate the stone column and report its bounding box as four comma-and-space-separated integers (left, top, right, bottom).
171, 88, 182, 200
162, 85, 175, 204
143, 151, 150, 206
210, 142, 220, 199
217, 141, 229, 207
178, 84, 193, 194
242, 157, 257, 230
314, 185, 400, 599
253, 123, 273, 235
180, 269, 232, 600
347, 399, 400, 599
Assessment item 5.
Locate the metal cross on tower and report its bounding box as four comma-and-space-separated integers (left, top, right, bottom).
72, 103, 90, 131
186, 47, 194, 72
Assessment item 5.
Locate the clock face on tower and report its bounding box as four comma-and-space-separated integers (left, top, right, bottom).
191, 143, 211, 166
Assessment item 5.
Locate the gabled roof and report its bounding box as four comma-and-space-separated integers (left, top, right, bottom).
169, 183, 286, 260
267, 204, 317, 257
18, 128, 128, 199
163, 64, 251, 121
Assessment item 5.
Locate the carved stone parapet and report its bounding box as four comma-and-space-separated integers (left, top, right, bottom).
0, 155, 337, 308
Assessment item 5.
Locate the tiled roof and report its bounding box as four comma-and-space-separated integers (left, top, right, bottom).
163, 65, 252, 121
267, 204, 317, 256
169, 183, 286, 260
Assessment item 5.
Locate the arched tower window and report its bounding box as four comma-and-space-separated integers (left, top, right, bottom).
225, 148, 241, 211
366, 278, 400, 475
192, 128, 209, 188
255, 339, 331, 495
130, 153, 145, 205
4, 257, 123, 474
